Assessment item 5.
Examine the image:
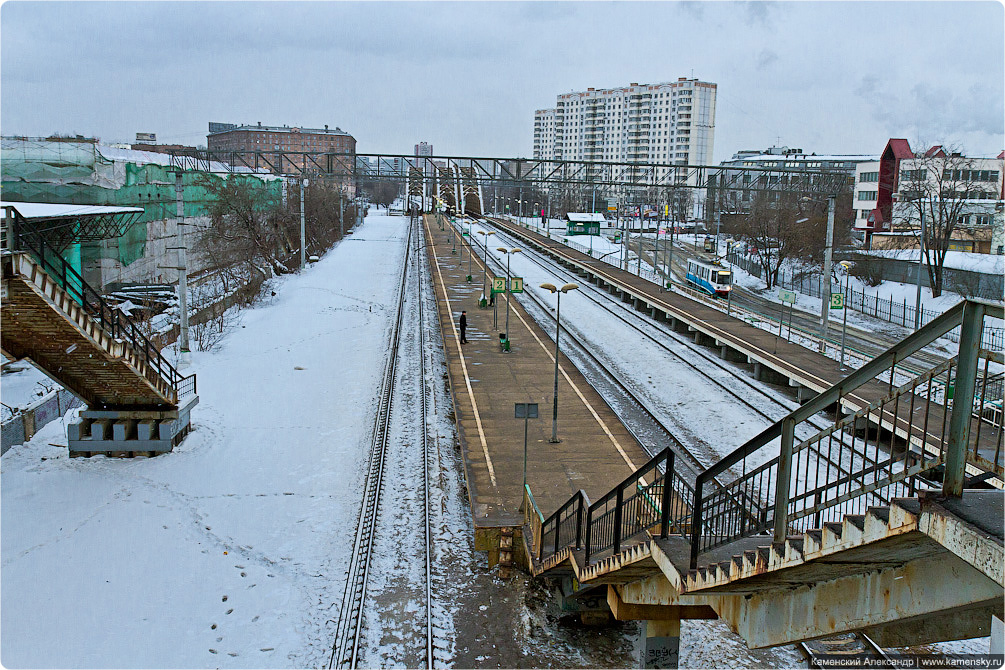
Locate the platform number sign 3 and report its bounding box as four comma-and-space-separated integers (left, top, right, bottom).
830, 292, 844, 309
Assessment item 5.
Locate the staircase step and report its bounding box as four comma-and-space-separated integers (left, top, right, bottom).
845, 515, 865, 530
867, 506, 891, 524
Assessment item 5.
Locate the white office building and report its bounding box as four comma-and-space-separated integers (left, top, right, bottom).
533, 78, 717, 168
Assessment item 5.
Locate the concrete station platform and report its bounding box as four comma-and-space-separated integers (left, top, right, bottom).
421, 214, 653, 563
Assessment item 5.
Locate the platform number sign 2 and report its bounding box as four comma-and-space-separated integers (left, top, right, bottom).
492, 277, 506, 294
830, 292, 844, 309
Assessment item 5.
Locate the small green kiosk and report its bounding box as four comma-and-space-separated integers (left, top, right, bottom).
565, 212, 606, 236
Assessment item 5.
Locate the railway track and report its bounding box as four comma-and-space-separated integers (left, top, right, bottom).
479, 216, 923, 521
800, 632, 894, 668
328, 218, 439, 668
472, 218, 906, 665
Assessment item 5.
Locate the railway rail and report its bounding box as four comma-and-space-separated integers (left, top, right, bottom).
800, 632, 895, 668
482, 218, 904, 468
478, 215, 937, 543
470, 217, 919, 663
328, 218, 439, 668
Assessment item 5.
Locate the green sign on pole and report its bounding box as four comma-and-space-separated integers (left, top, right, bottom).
830, 292, 844, 309
492, 277, 506, 294
510, 277, 524, 293
778, 289, 796, 304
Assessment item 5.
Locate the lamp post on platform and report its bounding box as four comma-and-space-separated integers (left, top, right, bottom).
539, 282, 579, 443
466, 220, 473, 281
477, 230, 495, 308
496, 247, 521, 349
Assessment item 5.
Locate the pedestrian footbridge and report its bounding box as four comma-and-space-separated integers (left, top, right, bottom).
2, 203, 197, 456
519, 298, 1003, 662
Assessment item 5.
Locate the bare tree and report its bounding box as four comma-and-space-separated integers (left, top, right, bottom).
734, 182, 852, 290
895, 146, 989, 297
360, 178, 400, 212
196, 174, 292, 280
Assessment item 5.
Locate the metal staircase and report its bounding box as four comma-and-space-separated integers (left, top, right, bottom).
2, 207, 196, 455
522, 298, 1003, 648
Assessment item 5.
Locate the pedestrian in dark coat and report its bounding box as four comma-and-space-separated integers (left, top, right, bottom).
459, 311, 468, 344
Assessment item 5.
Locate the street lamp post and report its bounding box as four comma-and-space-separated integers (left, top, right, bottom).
476, 230, 495, 308
539, 282, 579, 443
466, 221, 473, 281
496, 247, 521, 349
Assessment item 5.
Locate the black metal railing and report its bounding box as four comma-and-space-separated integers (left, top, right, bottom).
530, 299, 1003, 573
6, 212, 195, 405
583, 448, 681, 564
539, 489, 588, 562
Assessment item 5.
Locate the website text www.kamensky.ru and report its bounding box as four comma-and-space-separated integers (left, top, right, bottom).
813, 654, 1004, 669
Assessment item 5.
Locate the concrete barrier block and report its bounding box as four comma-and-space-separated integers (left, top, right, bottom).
137, 420, 157, 441
89, 420, 111, 441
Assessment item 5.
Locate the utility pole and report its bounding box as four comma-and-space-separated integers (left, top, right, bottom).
819, 195, 836, 352
914, 209, 926, 329
174, 172, 189, 361
339, 190, 345, 238
299, 177, 307, 269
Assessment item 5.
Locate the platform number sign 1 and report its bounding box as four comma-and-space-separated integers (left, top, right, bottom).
492, 277, 506, 294
830, 292, 844, 309
509, 277, 524, 293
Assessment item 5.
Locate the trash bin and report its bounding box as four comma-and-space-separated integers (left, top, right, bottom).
499, 333, 510, 352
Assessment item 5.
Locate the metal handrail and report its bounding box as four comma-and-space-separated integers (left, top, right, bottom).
532, 298, 1002, 574
689, 299, 1002, 567
7, 211, 195, 404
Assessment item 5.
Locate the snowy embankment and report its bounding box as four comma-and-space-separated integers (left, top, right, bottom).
1, 214, 408, 668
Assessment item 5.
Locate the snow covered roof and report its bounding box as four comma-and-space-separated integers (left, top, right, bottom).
1, 201, 143, 219
566, 212, 606, 223
95, 144, 277, 178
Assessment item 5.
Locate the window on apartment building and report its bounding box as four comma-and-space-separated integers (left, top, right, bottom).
860, 171, 879, 182
857, 191, 878, 201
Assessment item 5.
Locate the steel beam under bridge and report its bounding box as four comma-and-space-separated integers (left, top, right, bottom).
168, 151, 851, 195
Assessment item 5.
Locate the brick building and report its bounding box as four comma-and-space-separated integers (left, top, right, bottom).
206, 122, 356, 173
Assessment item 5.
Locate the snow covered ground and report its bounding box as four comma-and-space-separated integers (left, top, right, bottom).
2, 214, 409, 668
3, 211, 994, 668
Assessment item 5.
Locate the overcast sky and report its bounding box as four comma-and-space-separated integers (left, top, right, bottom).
2, 1, 1002, 162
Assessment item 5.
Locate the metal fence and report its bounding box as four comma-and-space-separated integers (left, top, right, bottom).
726, 250, 1004, 351
1, 388, 84, 454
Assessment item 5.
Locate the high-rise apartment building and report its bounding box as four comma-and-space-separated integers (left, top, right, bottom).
415, 142, 434, 158
533, 78, 716, 166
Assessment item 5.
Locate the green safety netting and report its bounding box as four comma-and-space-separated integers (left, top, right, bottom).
2, 138, 281, 268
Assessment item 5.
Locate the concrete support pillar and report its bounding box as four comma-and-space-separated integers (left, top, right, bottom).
753, 362, 764, 381
642, 618, 681, 669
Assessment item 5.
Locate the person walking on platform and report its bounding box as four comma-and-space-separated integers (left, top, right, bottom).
459, 310, 468, 344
